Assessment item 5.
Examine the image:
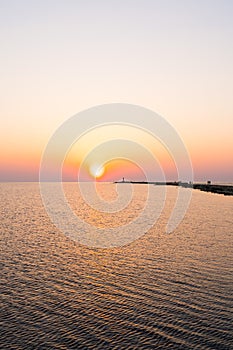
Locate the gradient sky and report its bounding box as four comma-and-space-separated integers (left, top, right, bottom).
0, 0, 232, 182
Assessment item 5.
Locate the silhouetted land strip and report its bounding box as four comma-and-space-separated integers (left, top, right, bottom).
114, 181, 233, 196
190, 184, 233, 196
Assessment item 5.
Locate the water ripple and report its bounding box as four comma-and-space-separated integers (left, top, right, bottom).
0, 183, 233, 349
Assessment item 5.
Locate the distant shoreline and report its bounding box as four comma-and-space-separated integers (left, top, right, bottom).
114, 181, 233, 196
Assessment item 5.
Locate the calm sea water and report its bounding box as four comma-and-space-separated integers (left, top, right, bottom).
1, 183, 233, 349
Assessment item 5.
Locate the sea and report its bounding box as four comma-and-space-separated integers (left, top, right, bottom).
0, 182, 232, 349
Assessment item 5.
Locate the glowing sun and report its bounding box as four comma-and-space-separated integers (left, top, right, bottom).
89, 164, 105, 179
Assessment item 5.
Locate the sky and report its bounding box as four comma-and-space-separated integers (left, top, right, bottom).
0, 0, 232, 182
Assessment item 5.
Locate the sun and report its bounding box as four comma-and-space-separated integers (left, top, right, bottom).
89, 164, 105, 179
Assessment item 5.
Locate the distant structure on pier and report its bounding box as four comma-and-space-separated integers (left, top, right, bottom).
122, 177, 125, 183
207, 180, 211, 185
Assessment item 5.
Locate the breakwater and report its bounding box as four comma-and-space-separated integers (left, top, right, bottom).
114, 181, 233, 196
190, 183, 233, 196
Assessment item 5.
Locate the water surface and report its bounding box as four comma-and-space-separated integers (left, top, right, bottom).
1, 183, 232, 349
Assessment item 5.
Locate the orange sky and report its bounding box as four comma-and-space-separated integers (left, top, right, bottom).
0, 1, 232, 182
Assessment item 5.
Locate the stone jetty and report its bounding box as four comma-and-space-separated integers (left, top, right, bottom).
114, 180, 233, 196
